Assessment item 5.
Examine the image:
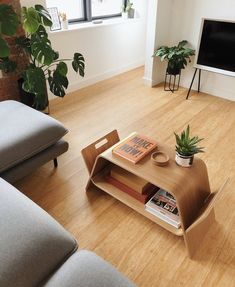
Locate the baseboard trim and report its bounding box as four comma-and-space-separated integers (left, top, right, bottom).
68, 60, 144, 93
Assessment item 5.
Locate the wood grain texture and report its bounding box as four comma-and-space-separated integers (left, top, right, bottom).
15, 67, 235, 287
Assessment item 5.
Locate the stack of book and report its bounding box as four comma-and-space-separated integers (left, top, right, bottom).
145, 189, 181, 228
106, 165, 158, 203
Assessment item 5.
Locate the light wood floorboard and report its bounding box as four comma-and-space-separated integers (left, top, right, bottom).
16, 67, 235, 287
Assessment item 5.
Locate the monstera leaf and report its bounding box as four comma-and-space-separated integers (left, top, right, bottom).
22, 7, 40, 34
0, 4, 18, 57
48, 62, 69, 97
72, 53, 85, 76
35, 5, 52, 27
15, 36, 31, 54
23, 66, 47, 95
31, 26, 54, 65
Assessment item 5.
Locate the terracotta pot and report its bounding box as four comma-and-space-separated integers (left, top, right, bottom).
175, 152, 194, 167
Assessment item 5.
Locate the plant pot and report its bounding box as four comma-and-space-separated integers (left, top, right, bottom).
18, 78, 35, 107
18, 78, 48, 111
128, 8, 135, 18
175, 152, 194, 167
167, 66, 181, 75
61, 20, 68, 30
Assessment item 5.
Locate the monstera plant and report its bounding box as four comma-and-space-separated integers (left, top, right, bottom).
0, 4, 85, 110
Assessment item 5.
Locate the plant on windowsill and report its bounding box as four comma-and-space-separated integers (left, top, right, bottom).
0, 4, 85, 111
153, 40, 195, 75
174, 125, 204, 167
121, 0, 134, 19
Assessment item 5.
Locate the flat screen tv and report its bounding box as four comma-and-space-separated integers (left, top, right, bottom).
195, 19, 235, 77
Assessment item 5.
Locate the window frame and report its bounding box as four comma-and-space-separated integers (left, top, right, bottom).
68, 0, 128, 24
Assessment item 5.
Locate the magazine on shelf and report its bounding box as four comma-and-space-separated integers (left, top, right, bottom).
145, 189, 181, 228
112, 133, 157, 164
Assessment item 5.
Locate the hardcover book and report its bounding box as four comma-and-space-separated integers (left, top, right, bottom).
110, 165, 153, 194
112, 133, 157, 164
106, 175, 158, 204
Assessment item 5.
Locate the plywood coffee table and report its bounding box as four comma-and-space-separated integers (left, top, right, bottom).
82, 130, 226, 258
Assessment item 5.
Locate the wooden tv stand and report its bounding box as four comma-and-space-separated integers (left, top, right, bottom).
82, 130, 226, 258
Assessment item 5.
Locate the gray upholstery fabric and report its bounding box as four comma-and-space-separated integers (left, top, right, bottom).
0, 139, 69, 183
44, 250, 136, 287
0, 100, 68, 173
0, 178, 77, 287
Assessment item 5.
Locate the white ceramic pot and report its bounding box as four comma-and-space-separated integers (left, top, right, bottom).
175, 152, 194, 167
61, 20, 68, 30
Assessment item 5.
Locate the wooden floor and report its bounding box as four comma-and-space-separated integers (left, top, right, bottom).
16, 67, 235, 287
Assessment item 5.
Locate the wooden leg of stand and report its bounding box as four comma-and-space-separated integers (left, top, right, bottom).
53, 158, 58, 168
186, 68, 198, 100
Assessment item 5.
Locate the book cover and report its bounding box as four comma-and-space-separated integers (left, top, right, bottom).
112, 133, 157, 164
106, 175, 157, 204
145, 189, 180, 225
110, 165, 153, 194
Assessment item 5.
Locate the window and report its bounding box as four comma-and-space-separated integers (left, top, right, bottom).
46, 0, 84, 21
91, 0, 123, 19
46, 0, 127, 23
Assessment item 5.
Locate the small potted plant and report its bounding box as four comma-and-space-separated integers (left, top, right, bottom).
153, 40, 195, 75
174, 125, 204, 167
122, 1, 134, 19
60, 12, 68, 30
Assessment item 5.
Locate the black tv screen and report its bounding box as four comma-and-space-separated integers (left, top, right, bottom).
196, 19, 235, 75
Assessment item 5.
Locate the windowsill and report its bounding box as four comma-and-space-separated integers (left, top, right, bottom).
49, 17, 141, 34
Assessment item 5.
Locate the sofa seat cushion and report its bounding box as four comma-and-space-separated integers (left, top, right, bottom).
0, 178, 77, 287
43, 250, 136, 287
0, 100, 68, 173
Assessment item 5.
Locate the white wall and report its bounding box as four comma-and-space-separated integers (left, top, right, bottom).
21, 0, 148, 98
148, 0, 235, 100
144, 0, 173, 86
171, 0, 235, 100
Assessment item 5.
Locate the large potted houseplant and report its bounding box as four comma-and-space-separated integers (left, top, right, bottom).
174, 125, 204, 167
0, 4, 85, 111
153, 40, 195, 75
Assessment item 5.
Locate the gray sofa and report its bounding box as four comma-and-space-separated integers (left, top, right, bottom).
0, 178, 135, 287
0, 100, 69, 183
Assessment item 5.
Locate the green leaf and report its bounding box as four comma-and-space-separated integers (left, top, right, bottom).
72, 53, 85, 76
57, 62, 68, 76
22, 7, 40, 34
35, 5, 52, 27
15, 36, 31, 54
0, 37, 9, 57
0, 4, 18, 36
48, 67, 69, 97
23, 66, 47, 96
31, 26, 54, 65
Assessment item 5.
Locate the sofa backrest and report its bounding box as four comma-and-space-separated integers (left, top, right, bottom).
0, 178, 77, 287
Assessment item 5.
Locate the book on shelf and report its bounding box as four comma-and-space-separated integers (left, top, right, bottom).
112, 133, 157, 164
145, 189, 181, 228
110, 165, 153, 194
106, 175, 158, 204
